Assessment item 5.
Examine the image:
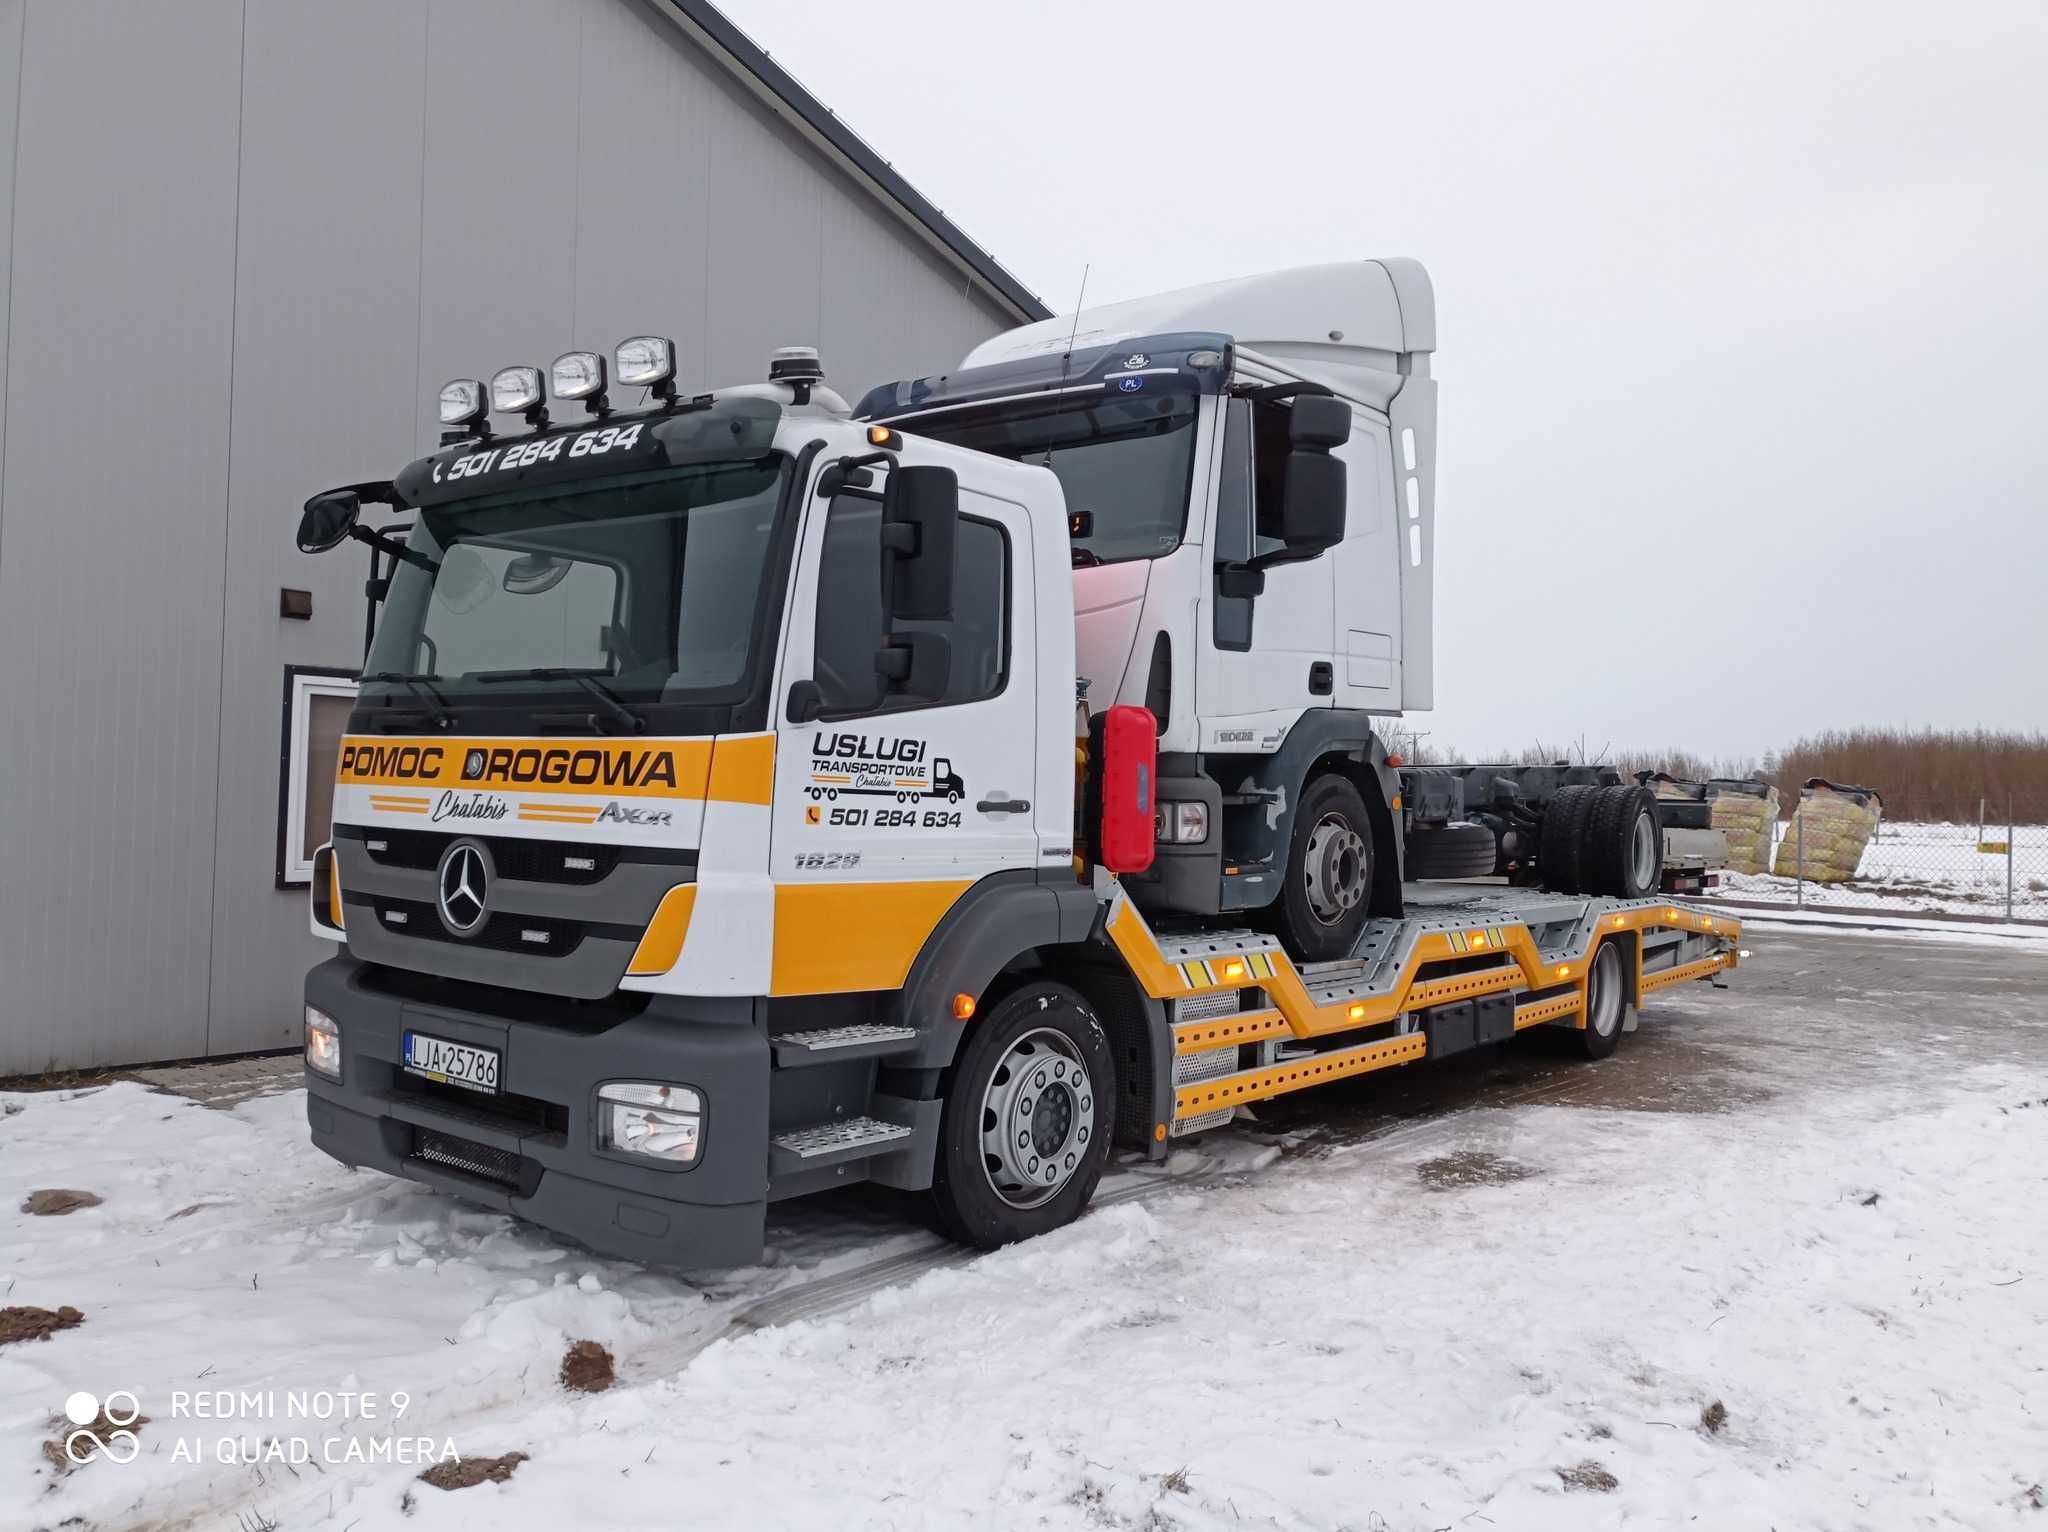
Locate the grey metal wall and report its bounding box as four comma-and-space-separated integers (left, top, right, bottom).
0, 0, 1019, 1074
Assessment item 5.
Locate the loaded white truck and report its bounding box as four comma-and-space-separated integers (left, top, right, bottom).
296, 261, 1741, 1266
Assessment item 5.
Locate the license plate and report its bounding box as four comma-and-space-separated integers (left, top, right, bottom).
402, 1032, 500, 1094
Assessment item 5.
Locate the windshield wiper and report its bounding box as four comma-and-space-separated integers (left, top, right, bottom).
470, 668, 646, 735
359, 671, 456, 726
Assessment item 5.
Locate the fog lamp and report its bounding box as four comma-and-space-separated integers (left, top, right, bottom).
598, 1082, 702, 1165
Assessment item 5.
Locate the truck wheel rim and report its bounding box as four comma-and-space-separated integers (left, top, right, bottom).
1303, 814, 1369, 924
980, 1026, 1093, 1209
1629, 812, 1659, 890
1588, 944, 1624, 1037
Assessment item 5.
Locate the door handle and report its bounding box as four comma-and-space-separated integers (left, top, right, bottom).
976, 797, 1030, 814
1308, 661, 1333, 696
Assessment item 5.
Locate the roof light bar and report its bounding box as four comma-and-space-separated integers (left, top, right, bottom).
438, 378, 487, 427
552, 350, 610, 418
615, 335, 677, 400
490, 365, 545, 417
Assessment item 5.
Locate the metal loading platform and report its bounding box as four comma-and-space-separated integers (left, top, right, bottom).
1106, 883, 1743, 1137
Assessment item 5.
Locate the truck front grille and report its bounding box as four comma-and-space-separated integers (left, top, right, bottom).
372, 898, 588, 957
410, 1128, 528, 1190
350, 828, 623, 885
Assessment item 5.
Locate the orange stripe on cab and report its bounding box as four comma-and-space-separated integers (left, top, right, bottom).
706, 733, 776, 806
770, 880, 970, 996
626, 886, 698, 976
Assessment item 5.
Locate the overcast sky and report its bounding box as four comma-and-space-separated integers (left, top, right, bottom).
723, 0, 2047, 763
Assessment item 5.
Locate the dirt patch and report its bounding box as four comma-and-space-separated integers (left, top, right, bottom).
1417, 1150, 1537, 1190
1700, 1399, 1729, 1435
1557, 1459, 1619, 1493
40, 1403, 149, 1474
420, 1451, 527, 1490
0, 1305, 84, 1345
559, 1339, 615, 1393
22, 1188, 102, 1216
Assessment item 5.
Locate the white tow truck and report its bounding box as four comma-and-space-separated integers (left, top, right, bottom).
296, 262, 1742, 1266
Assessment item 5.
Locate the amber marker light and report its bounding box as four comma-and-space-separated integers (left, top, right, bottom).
951, 992, 976, 1021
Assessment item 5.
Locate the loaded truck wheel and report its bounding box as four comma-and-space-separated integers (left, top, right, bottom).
1537, 783, 1601, 894
931, 980, 1116, 1250
1403, 821, 1499, 881
1563, 940, 1628, 1060
1585, 784, 1664, 898
1269, 774, 1376, 961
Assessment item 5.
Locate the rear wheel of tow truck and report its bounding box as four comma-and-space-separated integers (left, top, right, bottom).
1537, 783, 1601, 894
932, 981, 1116, 1250
1584, 784, 1664, 898
1269, 773, 1376, 961
1565, 940, 1628, 1060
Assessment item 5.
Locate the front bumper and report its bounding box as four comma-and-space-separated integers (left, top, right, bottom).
305, 957, 769, 1270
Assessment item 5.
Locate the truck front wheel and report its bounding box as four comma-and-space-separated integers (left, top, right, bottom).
932, 981, 1116, 1250
1269, 774, 1376, 961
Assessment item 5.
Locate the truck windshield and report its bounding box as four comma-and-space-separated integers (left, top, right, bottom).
911, 389, 1199, 564
362, 458, 789, 713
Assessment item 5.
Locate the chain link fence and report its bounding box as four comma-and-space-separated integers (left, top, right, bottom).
1710, 795, 2047, 923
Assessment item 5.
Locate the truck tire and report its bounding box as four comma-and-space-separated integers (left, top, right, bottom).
1269, 773, 1376, 961
1403, 821, 1499, 881
1537, 783, 1601, 894
1563, 940, 1627, 1060
931, 980, 1116, 1250
1584, 785, 1663, 898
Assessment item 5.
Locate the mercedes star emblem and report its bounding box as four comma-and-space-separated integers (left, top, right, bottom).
435, 840, 490, 937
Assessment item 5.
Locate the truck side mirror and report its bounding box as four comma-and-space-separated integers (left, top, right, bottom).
1280, 396, 1350, 554
298, 488, 361, 554
876, 629, 951, 699
879, 465, 959, 622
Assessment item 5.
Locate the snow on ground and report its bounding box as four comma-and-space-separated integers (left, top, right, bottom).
5, 937, 2047, 1531
1721, 819, 2048, 922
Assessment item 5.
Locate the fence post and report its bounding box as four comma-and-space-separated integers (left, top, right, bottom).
2009, 793, 2017, 923
1795, 809, 1805, 909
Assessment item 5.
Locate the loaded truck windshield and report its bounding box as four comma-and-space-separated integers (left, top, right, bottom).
362, 459, 788, 710
913, 389, 1198, 564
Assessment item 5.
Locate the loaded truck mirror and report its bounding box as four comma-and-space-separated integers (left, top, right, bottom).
1288, 394, 1352, 449
1279, 397, 1351, 554
875, 628, 951, 699
297, 488, 360, 554
879, 465, 959, 622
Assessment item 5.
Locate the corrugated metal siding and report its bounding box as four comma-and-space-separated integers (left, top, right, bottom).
0, 0, 1018, 1073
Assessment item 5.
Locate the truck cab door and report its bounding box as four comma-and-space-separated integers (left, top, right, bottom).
1201, 397, 1335, 736
768, 468, 1038, 996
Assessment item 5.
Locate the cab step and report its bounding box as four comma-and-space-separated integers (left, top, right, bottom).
770, 1115, 914, 1173
770, 1023, 920, 1068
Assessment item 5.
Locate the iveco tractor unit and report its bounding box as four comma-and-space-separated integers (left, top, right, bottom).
297, 262, 1741, 1267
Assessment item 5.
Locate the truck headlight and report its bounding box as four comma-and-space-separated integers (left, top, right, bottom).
598, 1082, 702, 1165
1154, 800, 1210, 844
304, 1006, 341, 1082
